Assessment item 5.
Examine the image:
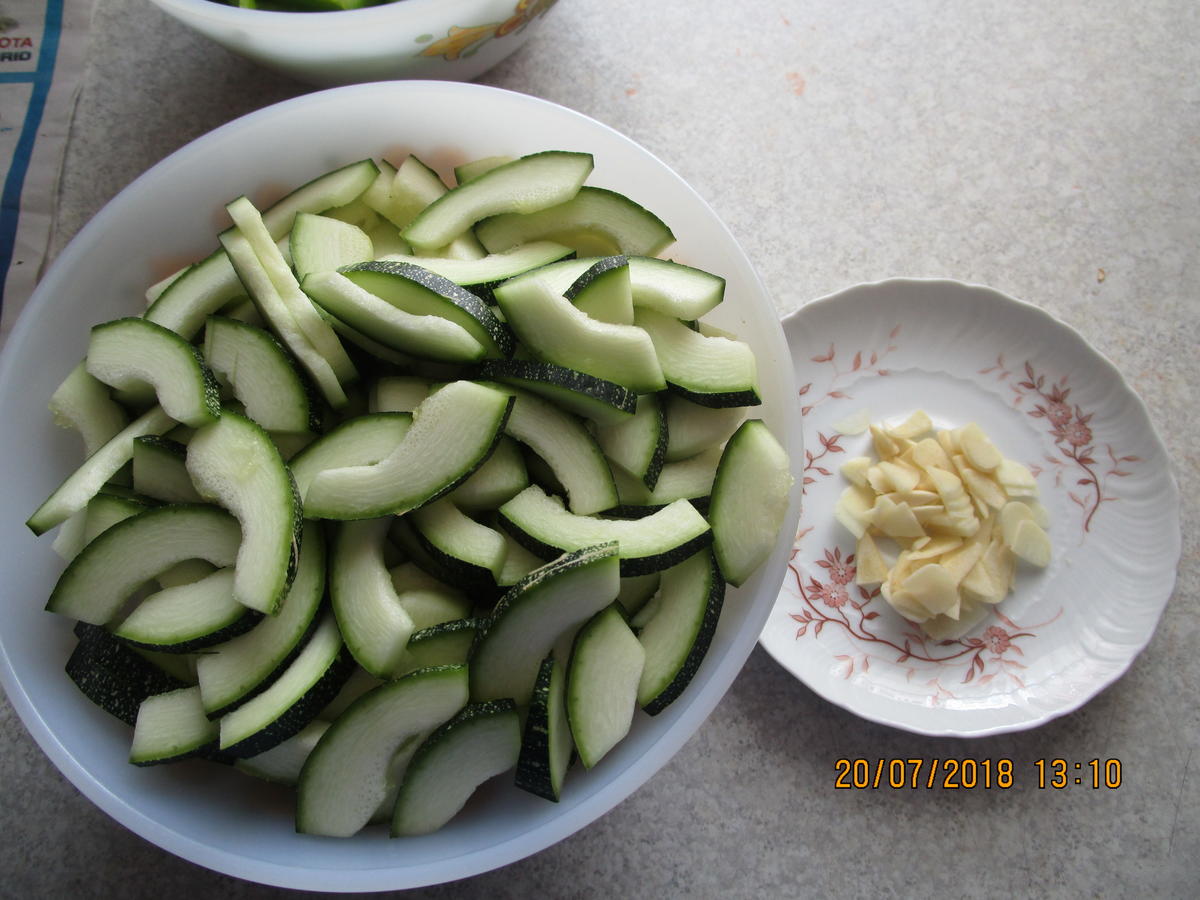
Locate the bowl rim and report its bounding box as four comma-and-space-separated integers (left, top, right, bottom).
0, 80, 804, 891
147, 0, 521, 24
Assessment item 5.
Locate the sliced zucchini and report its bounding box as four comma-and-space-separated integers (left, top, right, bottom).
202, 316, 317, 434
664, 395, 747, 462
477, 186, 675, 258
186, 410, 301, 615
71, 490, 157, 556
131, 436, 203, 503
398, 618, 479, 675
409, 499, 507, 590
611, 445, 723, 512
296, 664, 469, 837
708, 419, 793, 586
388, 562, 472, 630
476, 359, 636, 427
391, 699, 522, 836
514, 652, 574, 802
495, 525, 548, 587
85, 318, 220, 428
330, 517, 416, 679
563, 255, 634, 324
66, 623, 190, 725
403, 151, 594, 251
303, 380, 513, 520
499, 486, 712, 576
46, 504, 241, 624
220, 226, 349, 408
616, 572, 661, 617
145, 158, 380, 339
469, 543, 620, 705
636, 549, 724, 715
492, 273, 665, 393
235, 719, 329, 786
48, 362, 128, 456
593, 392, 668, 489
634, 308, 760, 408
288, 412, 411, 498
112, 567, 259, 653
218, 612, 353, 758
129, 686, 218, 766
338, 260, 514, 358
195, 522, 326, 718
454, 155, 515, 185
376, 240, 575, 303
370, 375, 433, 413
446, 434, 529, 512
628, 256, 725, 320
566, 604, 646, 769
289, 212, 373, 281
301, 270, 487, 364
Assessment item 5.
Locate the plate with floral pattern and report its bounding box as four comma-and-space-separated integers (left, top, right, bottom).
759, 279, 1181, 737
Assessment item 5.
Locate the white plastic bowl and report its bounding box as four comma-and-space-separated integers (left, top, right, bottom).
0, 82, 803, 891
146, 0, 562, 86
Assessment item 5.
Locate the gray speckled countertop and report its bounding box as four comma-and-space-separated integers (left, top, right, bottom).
2, 0, 1197, 896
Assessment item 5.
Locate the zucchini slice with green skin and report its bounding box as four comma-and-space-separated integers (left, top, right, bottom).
634, 307, 761, 408
477, 186, 675, 258
492, 273, 665, 393
195, 522, 327, 718
403, 151, 594, 251
627, 256, 725, 320
469, 543, 620, 705
330, 517, 416, 679
48, 361, 128, 456
301, 270, 488, 364
387, 155, 486, 260
218, 611, 353, 758
388, 563, 472, 630
288, 412, 411, 498
296, 664, 469, 838
610, 445, 723, 512
186, 410, 301, 616
303, 380, 513, 520
235, 719, 329, 786
708, 419, 794, 587
447, 434, 529, 512
47, 504, 241, 624
391, 699, 522, 837
495, 525, 547, 587
27, 404, 175, 535
86, 317, 221, 428
131, 436, 204, 504
202, 316, 317, 434
339, 260, 514, 358
112, 567, 260, 654
397, 618, 479, 676
225, 196, 358, 386
66, 623, 191, 725
145, 158, 380, 339
289, 212, 373, 281
593, 392, 668, 490
499, 486, 712, 576
497, 384, 618, 516
476, 359, 636, 427
377, 240, 575, 303
409, 499, 508, 591
370, 375, 433, 413
664, 395, 747, 462
454, 155, 515, 185
52, 489, 155, 562
129, 686, 219, 766
636, 549, 724, 715
616, 572, 661, 617
515, 653, 574, 802
563, 255, 634, 325
220, 226, 349, 409
566, 604, 646, 769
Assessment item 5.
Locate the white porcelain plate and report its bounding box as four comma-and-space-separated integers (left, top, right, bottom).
759, 279, 1180, 737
